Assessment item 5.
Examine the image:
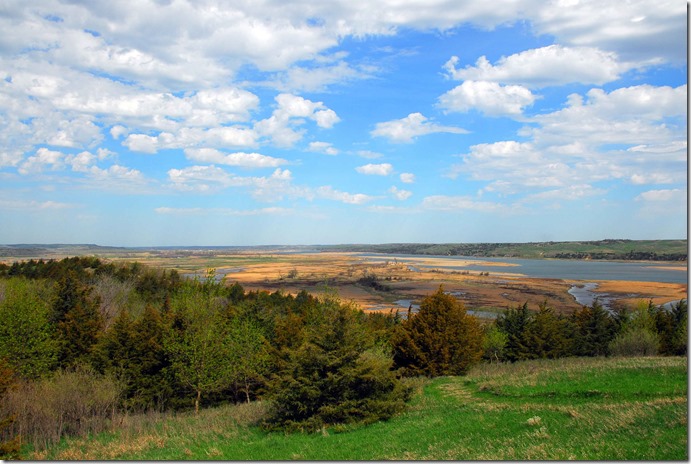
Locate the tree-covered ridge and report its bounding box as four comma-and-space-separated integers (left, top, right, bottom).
1, 239, 687, 262
319, 239, 688, 261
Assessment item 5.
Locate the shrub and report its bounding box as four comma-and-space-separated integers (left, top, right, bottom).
482, 325, 507, 363
2, 366, 123, 450
0, 359, 21, 460
0, 278, 57, 378
609, 328, 660, 357
263, 297, 409, 432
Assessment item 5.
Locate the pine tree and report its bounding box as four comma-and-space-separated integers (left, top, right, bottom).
92, 305, 172, 411
524, 301, 570, 359
392, 286, 484, 376
571, 300, 617, 357
495, 302, 534, 362
264, 297, 409, 432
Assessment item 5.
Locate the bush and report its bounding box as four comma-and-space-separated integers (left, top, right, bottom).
263, 298, 409, 432
609, 328, 660, 357
2, 366, 123, 450
0, 359, 21, 460
0, 278, 57, 379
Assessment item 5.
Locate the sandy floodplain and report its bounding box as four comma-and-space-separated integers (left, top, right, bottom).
9, 249, 681, 318
178, 252, 686, 317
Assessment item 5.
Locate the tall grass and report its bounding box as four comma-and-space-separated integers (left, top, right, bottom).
27, 356, 687, 460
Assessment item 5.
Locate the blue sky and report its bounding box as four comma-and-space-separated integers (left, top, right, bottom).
0, 1, 687, 246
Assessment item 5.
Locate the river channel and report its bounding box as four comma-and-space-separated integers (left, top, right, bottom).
357, 253, 687, 284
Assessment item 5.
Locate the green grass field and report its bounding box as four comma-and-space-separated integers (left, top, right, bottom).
31, 356, 687, 461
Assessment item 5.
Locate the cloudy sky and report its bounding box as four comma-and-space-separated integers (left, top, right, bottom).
0, 0, 686, 246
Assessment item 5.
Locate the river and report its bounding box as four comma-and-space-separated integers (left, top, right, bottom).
357, 253, 687, 284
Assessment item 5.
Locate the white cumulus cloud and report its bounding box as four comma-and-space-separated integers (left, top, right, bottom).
184, 148, 288, 168
389, 186, 412, 200
308, 142, 339, 155
316, 186, 373, 204
255, 94, 340, 147
371, 112, 467, 143
438, 80, 536, 116
356, 163, 393, 176
444, 45, 626, 88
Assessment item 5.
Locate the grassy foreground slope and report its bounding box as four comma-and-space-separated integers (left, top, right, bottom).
34, 356, 687, 461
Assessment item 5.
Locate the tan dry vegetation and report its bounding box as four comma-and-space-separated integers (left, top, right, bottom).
29, 401, 268, 461
592, 280, 687, 307
134, 251, 686, 316
7, 249, 682, 315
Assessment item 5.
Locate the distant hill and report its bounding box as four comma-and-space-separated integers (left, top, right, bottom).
317, 239, 688, 261
1, 239, 687, 262
0, 244, 128, 258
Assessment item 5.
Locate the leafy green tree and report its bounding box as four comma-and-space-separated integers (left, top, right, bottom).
392, 286, 484, 376
227, 317, 270, 403
164, 284, 235, 414
264, 297, 409, 432
0, 278, 57, 378
482, 324, 508, 363
609, 328, 660, 357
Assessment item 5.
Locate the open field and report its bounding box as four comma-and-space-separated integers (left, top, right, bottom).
1, 248, 686, 315
30, 356, 687, 460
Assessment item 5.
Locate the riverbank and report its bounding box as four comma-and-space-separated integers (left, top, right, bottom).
191, 252, 685, 316
2, 249, 686, 316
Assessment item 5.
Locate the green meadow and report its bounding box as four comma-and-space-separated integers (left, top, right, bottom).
32, 356, 687, 461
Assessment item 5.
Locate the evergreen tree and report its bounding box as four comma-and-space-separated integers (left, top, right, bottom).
392, 286, 484, 376
93, 305, 173, 411
524, 301, 570, 359
129, 304, 173, 410
495, 302, 534, 362
571, 300, 617, 357
653, 299, 687, 355
50, 271, 104, 368
264, 297, 409, 432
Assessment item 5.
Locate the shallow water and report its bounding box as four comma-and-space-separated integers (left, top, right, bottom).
358, 253, 687, 284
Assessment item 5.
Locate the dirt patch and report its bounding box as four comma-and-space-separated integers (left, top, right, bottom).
361, 255, 520, 268
210, 253, 552, 315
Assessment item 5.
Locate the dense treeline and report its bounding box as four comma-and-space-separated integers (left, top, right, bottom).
0, 257, 408, 450
490, 299, 687, 362
0, 257, 687, 456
